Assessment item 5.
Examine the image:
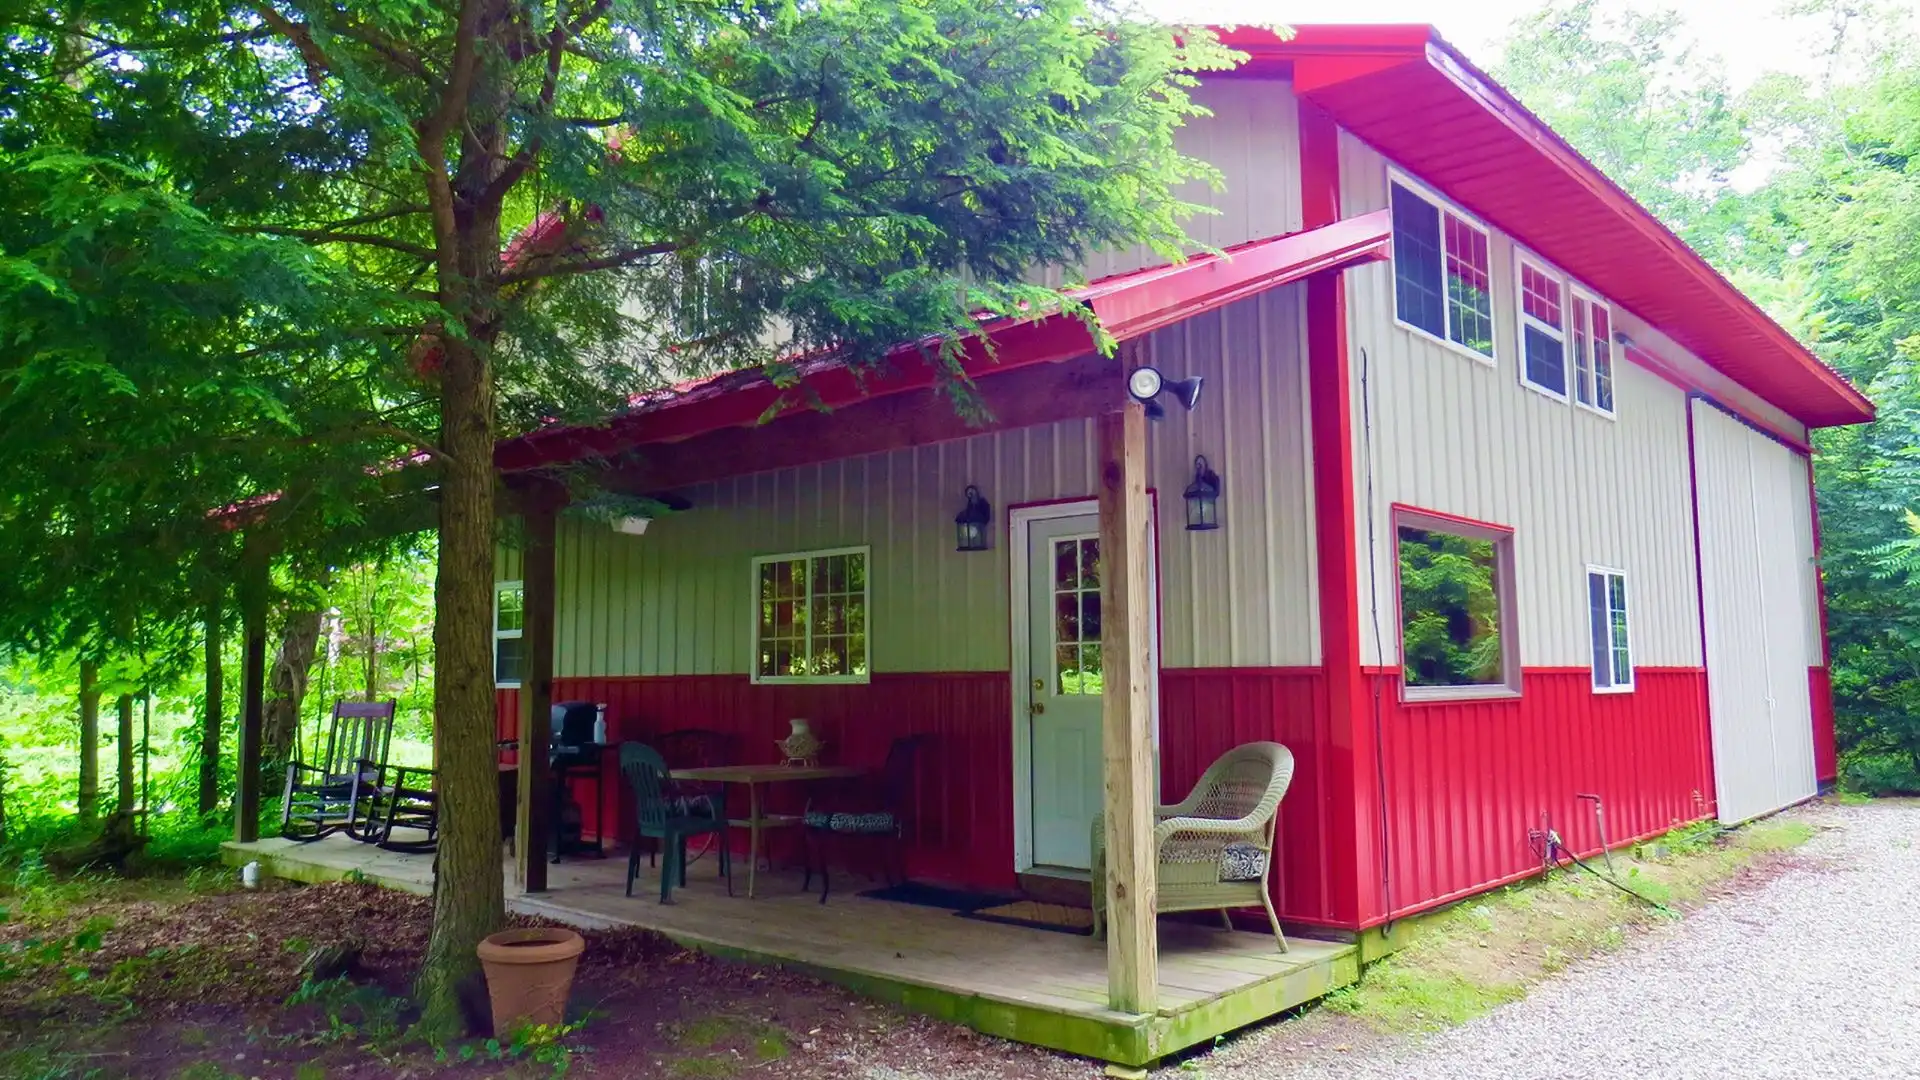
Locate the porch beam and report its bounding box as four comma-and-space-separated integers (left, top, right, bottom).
1097, 401, 1157, 1015
514, 493, 560, 893
601, 352, 1117, 495
233, 533, 270, 843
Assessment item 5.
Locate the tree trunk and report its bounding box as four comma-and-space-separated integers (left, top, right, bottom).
77, 661, 100, 823
114, 692, 134, 813
264, 606, 324, 768
415, 5, 512, 1032
364, 608, 380, 701
200, 601, 224, 818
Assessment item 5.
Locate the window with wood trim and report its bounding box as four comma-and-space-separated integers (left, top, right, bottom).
1394, 509, 1520, 700
495, 581, 525, 687
1570, 290, 1617, 415
1518, 255, 1568, 398
752, 547, 869, 683
1587, 568, 1633, 692
1390, 178, 1495, 360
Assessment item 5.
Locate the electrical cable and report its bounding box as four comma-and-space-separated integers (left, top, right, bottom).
1359, 346, 1396, 933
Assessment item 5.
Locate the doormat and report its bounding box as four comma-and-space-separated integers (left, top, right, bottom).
855, 881, 1013, 912
958, 900, 1095, 936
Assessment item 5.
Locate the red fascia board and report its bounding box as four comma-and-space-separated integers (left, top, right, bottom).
1085, 209, 1390, 340
496, 213, 1390, 472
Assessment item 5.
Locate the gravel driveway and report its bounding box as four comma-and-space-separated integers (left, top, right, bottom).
1198, 800, 1920, 1080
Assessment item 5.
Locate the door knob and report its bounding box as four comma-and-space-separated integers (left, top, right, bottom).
1030, 701, 1046, 715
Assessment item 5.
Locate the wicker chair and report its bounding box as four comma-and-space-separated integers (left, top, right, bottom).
1089, 741, 1295, 951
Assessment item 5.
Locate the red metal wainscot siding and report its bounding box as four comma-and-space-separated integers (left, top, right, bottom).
496, 667, 1345, 919
1360, 666, 1716, 923
1810, 666, 1838, 784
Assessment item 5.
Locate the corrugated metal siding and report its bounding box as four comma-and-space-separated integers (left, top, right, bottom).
505, 288, 1318, 677
1338, 131, 1703, 669
1045, 78, 1304, 284
1368, 668, 1714, 919
1692, 401, 1818, 824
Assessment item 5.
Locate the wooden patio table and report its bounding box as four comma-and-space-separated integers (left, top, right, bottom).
669, 763, 864, 898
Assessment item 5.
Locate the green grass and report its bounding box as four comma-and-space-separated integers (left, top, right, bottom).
1322, 814, 1816, 1035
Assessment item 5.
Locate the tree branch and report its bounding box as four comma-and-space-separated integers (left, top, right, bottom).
497, 241, 688, 287
251, 226, 437, 261
252, 5, 331, 85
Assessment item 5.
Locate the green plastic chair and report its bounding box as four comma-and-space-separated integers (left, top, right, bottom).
618, 742, 731, 904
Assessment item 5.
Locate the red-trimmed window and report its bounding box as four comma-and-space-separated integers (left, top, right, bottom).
1517, 255, 1568, 398
1390, 178, 1495, 360
1570, 290, 1617, 415
1393, 507, 1521, 701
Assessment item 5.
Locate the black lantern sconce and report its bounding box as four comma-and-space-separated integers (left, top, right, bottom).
1184, 456, 1222, 531
955, 485, 993, 551
1126, 366, 1205, 420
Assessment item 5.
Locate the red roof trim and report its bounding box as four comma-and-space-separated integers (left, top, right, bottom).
1212, 24, 1873, 429
496, 214, 1390, 472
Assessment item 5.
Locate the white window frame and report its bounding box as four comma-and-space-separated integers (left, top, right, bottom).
494, 580, 524, 689
1571, 287, 1619, 419
1514, 248, 1571, 402
1393, 507, 1523, 703
1388, 168, 1498, 367
748, 545, 872, 685
1586, 565, 1635, 694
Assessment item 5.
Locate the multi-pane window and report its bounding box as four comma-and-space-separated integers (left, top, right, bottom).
1518, 256, 1568, 397
1395, 510, 1520, 700
494, 581, 525, 686
1587, 568, 1633, 692
1051, 537, 1103, 695
752, 547, 869, 682
1570, 291, 1617, 415
1391, 179, 1495, 359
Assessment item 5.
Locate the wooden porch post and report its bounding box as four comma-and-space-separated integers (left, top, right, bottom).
515, 498, 559, 892
1098, 403, 1157, 1014
233, 533, 270, 843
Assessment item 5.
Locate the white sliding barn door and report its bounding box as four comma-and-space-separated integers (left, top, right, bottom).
1692, 401, 1818, 824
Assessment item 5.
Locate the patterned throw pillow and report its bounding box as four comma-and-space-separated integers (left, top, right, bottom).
1218, 842, 1268, 882
827, 811, 897, 835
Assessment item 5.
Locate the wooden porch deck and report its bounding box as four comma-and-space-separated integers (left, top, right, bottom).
223, 836, 1358, 1067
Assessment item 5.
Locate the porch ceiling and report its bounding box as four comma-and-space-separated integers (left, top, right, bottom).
493, 211, 1390, 476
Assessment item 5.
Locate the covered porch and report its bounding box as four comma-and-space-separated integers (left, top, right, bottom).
224, 833, 1357, 1067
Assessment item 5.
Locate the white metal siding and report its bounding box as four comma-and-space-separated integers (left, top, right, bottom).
508, 288, 1318, 677
1338, 132, 1703, 669
1692, 401, 1818, 823
1044, 78, 1303, 284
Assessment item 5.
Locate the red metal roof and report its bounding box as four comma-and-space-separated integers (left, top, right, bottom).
496, 211, 1390, 471
1216, 24, 1872, 429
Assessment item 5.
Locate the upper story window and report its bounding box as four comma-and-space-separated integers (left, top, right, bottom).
1586, 567, 1633, 692
752, 547, 870, 683
495, 581, 525, 687
1570, 291, 1617, 415
1394, 507, 1521, 701
1517, 255, 1568, 399
1390, 177, 1495, 361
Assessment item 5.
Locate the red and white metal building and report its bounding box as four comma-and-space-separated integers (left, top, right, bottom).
491, 25, 1872, 935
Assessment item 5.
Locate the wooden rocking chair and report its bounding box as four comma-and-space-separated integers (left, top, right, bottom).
279, 700, 397, 842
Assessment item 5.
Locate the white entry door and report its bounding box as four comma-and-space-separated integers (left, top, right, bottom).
1025, 514, 1107, 869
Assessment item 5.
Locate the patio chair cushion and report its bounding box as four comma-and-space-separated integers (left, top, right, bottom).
1160, 837, 1270, 882
1219, 842, 1267, 882
804, 809, 897, 835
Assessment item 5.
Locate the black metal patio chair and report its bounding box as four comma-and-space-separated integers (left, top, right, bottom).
279, 699, 397, 842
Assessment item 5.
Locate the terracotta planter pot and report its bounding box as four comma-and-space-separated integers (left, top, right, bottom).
476, 927, 584, 1035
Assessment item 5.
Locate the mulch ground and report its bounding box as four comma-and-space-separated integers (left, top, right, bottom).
0, 879, 1099, 1080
